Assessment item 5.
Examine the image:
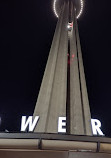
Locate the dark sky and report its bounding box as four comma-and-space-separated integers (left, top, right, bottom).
0, 0, 111, 137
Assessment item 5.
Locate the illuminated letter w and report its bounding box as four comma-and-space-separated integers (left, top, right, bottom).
21, 116, 39, 132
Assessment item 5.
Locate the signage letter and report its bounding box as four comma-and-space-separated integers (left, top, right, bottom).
21, 116, 39, 132
91, 119, 104, 136
58, 117, 66, 133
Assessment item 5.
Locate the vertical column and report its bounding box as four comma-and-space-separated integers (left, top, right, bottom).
70, 3, 84, 135
69, 2, 92, 135
46, 1, 69, 133
33, 3, 65, 132
75, 19, 92, 135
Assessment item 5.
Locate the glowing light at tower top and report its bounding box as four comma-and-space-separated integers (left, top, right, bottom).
76, 0, 84, 19
53, 0, 59, 18
53, 0, 84, 19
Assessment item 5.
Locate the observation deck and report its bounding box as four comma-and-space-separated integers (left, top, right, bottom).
53, 0, 84, 19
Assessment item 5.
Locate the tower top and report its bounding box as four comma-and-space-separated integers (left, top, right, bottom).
53, 0, 84, 19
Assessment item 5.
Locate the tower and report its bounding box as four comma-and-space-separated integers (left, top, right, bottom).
0, 1, 111, 157
33, 0, 92, 135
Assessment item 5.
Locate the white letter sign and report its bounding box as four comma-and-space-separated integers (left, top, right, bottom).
21, 116, 39, 132
91, 119, 104, 136
58, 117, 66, 133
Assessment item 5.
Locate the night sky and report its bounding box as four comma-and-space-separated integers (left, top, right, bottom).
0, 0, 111, 137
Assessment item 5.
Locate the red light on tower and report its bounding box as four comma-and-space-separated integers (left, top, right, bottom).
72, 54, 75, 58
67, 22, 73, 31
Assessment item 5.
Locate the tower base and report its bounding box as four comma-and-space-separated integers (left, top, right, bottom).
0, 133, 110, 158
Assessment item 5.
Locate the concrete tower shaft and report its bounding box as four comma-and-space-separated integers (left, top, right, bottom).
69, 2, 92, 135
34, 1, 69, 133
33, 0, 92, 135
